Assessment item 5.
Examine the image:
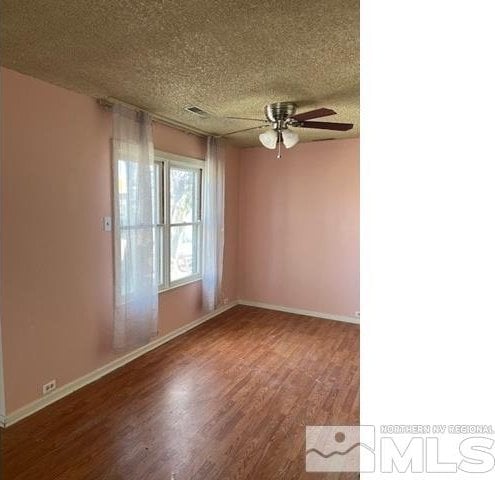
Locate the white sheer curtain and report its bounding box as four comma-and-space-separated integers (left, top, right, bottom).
112, 105, 158, 350
202, 137, 226, 312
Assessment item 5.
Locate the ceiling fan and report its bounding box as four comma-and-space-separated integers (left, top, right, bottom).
223, 102, 353, 158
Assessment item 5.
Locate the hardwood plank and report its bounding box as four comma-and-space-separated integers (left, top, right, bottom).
1, 305, 359, 479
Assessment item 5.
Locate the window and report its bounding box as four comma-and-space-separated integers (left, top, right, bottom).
153, 152, 204, 291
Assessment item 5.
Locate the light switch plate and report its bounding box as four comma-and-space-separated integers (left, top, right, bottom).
103, 216, 112, 232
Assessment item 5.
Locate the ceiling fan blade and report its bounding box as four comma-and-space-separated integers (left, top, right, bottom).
292, 108, 337, 121
297, 121, 353, 131
226, 116, 269, 123
221, 125, 269, 137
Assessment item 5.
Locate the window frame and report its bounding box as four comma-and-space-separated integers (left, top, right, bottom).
154, 150, 204, 293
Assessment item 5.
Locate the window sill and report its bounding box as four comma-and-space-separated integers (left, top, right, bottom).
158, 277, 202, 294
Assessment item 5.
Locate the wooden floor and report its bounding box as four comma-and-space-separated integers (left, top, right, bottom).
1, 305, 359, 480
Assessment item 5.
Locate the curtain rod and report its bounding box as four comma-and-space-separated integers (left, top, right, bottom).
96, 97, 216, 139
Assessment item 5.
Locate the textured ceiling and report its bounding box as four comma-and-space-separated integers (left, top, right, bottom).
0, 0, 359, 147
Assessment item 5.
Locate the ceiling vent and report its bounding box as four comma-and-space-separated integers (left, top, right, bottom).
184, 105, 210, 118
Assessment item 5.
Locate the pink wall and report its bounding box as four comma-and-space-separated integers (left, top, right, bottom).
0, 68, 240, 413
238, 139, 360, 316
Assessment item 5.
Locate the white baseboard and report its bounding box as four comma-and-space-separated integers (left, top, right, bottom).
238, 299, 360, 325
2, 301, 238, 428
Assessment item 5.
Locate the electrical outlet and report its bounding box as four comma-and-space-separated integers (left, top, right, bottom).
42, 379, 56, 395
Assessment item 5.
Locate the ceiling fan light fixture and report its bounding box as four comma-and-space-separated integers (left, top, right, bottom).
259, 129, 278, 149
281, 129, 299, 149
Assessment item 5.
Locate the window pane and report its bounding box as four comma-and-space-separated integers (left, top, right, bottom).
170, 167, 200, 223
170, 224, 199, 282
153, 162, 163, 224
119, 226, 158, 297
154, 225, 165, 287
117, 160, 131, 226
118, 159, 156, 227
